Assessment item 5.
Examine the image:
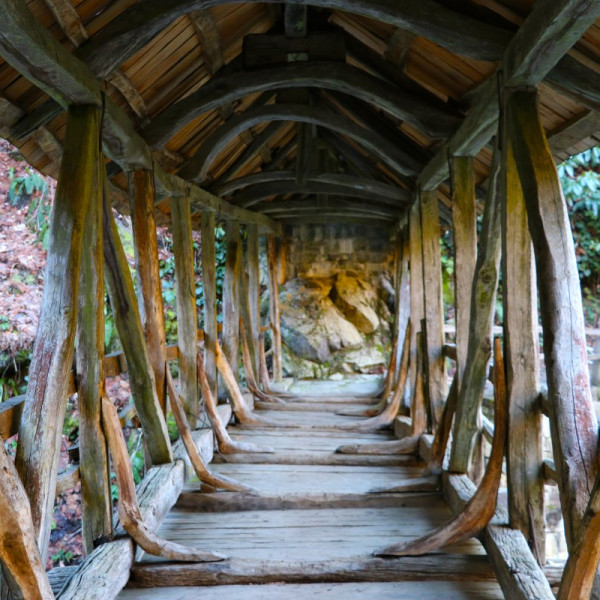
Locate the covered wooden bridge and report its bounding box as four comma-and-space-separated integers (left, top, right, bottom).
1, 0, 600, 598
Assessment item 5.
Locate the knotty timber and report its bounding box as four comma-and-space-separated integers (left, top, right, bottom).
501, 139, 544, 561
75, 146, 112, 554
201, 212, 218, 402
177, 103, 423, 182
0, 0, 280, 234
245, 224, 261, 378
449, 146, 502, 473
408, 201, 424, 408
222, 220, 241, 378
15, 105, 98, 561
103, 194, 173, 466
170, 197, 199, 427
451, 156, 477, 390
129, 170, 168, 413
507, 89, 598, 547
419, 190, 446, 429
267, 234, 283, 382
144, 62, 460, 148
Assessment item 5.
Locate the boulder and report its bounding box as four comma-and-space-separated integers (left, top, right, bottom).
331, 274, 380, 334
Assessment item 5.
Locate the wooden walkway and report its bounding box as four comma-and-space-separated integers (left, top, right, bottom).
118, 381, 505, 599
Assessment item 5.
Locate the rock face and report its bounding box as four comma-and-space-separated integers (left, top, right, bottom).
278, 275, 392, 379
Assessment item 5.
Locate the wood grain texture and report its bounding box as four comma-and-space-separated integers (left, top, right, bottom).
170, 197, 199, 427
15, 105, 98, 560
222, 220, 241, 379
507, 89, 597, 547
201, 212, 218, 401
267, 235, 283, 382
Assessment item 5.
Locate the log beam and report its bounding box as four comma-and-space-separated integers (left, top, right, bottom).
507, 89, 597, 548
170, 197, 199, 428
15, 105, 98, 560
245, 224, 262, 378
129, 170, 168, 413
267, 234, 283, 382
222, 220, 241, 378
201, 212, 218, 401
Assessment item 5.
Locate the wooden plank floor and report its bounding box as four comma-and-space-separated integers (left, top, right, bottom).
120, 380, 505, 599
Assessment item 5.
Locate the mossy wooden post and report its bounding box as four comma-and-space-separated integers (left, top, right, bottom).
15, 105, 98, 560
129, 169, 167, 413
451, 156, 477, 389
201, 211, 218, 400
502, 140, 544, 563
103, 195, 173, 466
239, 241, 258, 378
419, 189, 446, 428
507, 89, 598, 548
246, 224, 262, 378
267, 234, 283, 382
170, 197, 199, 428
409, 201, 424, 409
450, 144, 502, 473
76, 154, 112, 554
394, 230, 410, 404
222, 220, 241, 378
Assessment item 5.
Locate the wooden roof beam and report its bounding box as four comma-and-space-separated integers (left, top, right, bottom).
189, 10, 224, 75
211, 171, 409, 202
176, 103, 424, 181
231, 180, 410, 209
0, 0, 281, 234
418, 0, 600, 191
255, 199, 399, 219
143, 61, 461, 147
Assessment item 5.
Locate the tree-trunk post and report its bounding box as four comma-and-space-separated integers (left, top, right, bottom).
170, 196, 199, 428
449, 144, 502, 474
246, 224, 262, 378
15, 105, 99, 560
267, 234, 283, 382
395, 229, 411, 405
451, 156, 477, 389
222, 220, 241, 378
507, 88, 598, 548
76, 153, 112, 555
419, 189, 447, 429
129, 169, 167, 413
103, 195, 173, 466
409, 200, 424, 409
502, 137, 544, 563
201, 211, 218, 401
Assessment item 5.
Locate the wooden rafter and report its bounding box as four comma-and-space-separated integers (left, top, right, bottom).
188, 9, 224, 75
0, 0, 281, 234
177, 103, 424, 181
143, 61, 460, 148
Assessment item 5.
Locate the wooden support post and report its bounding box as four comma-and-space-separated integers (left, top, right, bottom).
103, 194, 173, 466
412, 330, 427, 436
129, 169, 167, 412
0, 442, 55, 600
419, 189, 446, 428
507, 89, 598, 548
222, 220, 241, 378
395, 231, 411, 403
502, 139, 544, 563
451, 156, 477, 389
450, 144, 502, 474
170, 197, 199, 428
267, 234, 283, 382
246, 224, 262, 378
201, 211, 218, 401
76, 153, 112, 554
409, 201, 424, 407
15, 105, 98, 560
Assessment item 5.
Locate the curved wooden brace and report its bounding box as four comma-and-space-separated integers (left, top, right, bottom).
214, 341, 283, 427
256, 331, 296, 399
254, 200, 399, 220
428, 373, 459, 474
374, 337, 507, 557
77, 1, 509, 81
239, 319, 285, 405
165, 368, 257, 492
101, 396, 226, 562
335, 320, 411, 433
196, 352, 274, 454
211, 172, 411, 203
177, 104, 423, 182
0, 438, 54, 600
144, 62, 460, 148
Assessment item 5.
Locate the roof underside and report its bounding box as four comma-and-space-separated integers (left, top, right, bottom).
1, 0, 600, 229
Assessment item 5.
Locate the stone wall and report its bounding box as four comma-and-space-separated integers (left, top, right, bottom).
277, 223, 395, 379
